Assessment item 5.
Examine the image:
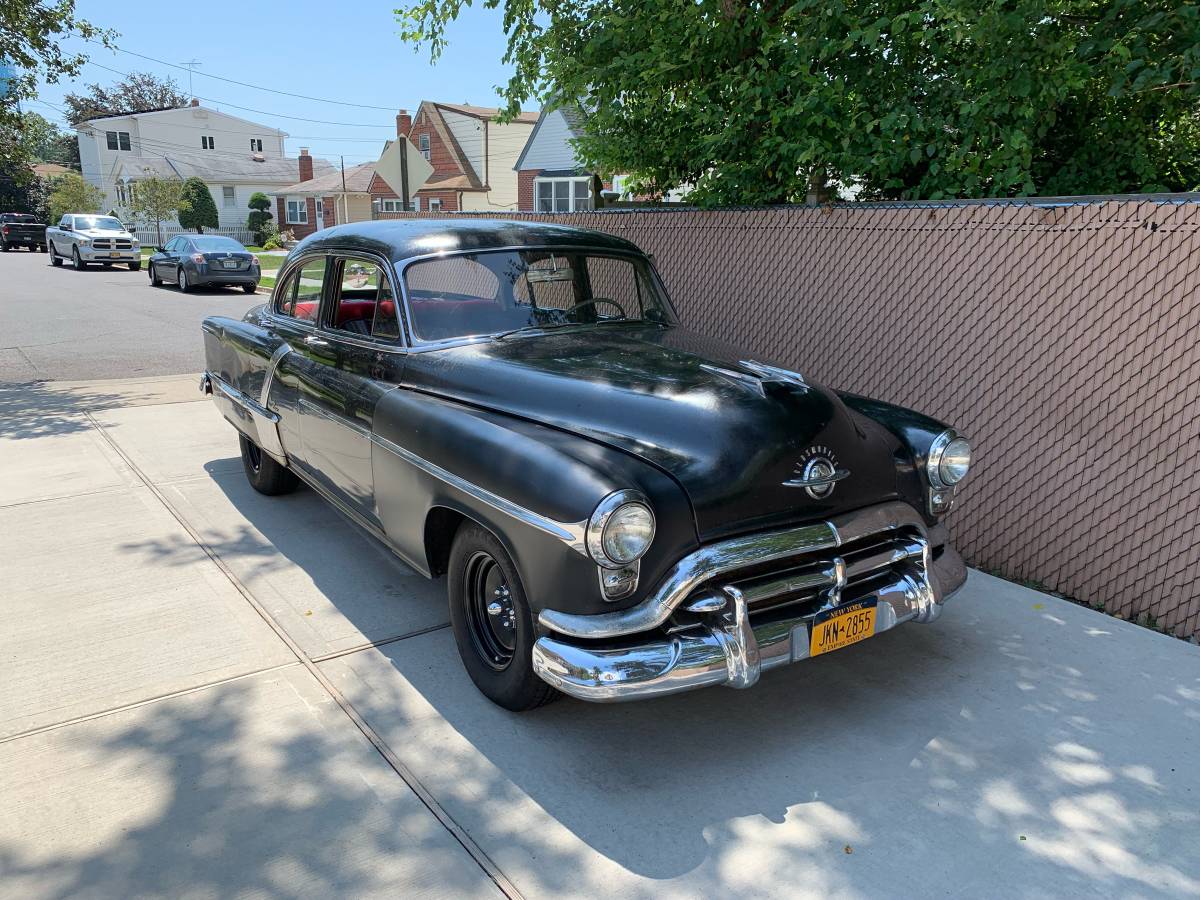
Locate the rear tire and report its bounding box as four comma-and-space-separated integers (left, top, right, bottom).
239, 434, 298, 496
448, 523, 559, 711
178, 267, 192, 292
49, 243, 62, 267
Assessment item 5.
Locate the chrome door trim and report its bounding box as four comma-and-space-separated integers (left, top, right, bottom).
259, 342, 292, 407
369, 429, 588, 553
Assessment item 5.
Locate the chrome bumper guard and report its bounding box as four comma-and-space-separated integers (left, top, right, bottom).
532, 502, 967, 702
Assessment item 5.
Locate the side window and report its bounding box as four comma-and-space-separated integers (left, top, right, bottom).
328, 257, 401, 341
275, 257, 326, 322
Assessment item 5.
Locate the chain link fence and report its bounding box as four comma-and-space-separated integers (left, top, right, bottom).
379, 196, 1200, 639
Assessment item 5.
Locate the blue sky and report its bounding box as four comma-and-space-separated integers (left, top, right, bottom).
32, 0, 520, 167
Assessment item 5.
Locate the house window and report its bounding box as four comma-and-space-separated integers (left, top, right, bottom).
380, 198, 418, 212
105, 131, 131, 151
535, 177, 593, 213
201, 135, 215, 150
222, 186, 236, 208
285, 197, 308, 224
250, 138, 263, 152
429, 198, 442, 212
418, 133, 430, 161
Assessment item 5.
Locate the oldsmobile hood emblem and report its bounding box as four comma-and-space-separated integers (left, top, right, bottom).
784, 446, 849, 498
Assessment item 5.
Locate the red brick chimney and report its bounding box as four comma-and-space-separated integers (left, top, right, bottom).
189, 98, 200, 107
396, 109, 412, 138
298, 147, 313, 182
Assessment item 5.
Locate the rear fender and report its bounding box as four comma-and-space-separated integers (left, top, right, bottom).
201, 316, 289, 463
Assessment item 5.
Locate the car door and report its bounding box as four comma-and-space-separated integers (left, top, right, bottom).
297, 254, 406, 526
153, 238, 177, 279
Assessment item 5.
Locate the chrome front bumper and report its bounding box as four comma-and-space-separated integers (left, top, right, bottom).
532, 503, 967, 702
78, 246, 138, 262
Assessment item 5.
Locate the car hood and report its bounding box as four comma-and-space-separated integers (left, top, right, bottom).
80, 228, 133, 238
402, 325, 905, 540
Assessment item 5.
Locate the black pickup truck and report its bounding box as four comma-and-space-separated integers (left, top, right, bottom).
1, 213, 48, 252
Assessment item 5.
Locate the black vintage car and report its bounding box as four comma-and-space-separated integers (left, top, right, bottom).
201, 219, 970, 710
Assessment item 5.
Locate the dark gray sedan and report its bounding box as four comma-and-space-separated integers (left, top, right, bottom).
149, 235, 260, 293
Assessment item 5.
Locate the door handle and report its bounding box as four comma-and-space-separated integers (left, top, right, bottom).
304, 335, 330, 348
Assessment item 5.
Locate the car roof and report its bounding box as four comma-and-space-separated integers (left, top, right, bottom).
292, 218, 644, 263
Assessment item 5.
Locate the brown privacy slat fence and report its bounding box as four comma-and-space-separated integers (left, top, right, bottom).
379, 198, 1200, 639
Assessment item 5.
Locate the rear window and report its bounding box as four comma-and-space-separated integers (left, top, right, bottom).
2, 214, 37, 223
192, 236, 244, 252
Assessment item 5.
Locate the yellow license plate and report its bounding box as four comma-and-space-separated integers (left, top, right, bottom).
810, 598, 877, 657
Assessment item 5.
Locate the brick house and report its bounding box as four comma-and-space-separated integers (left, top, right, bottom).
271, 159, 377, 236
513, 107, 607, 212
369, 103, 538, 213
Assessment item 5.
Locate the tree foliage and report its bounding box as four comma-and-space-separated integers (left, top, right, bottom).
398, 0, 1200, 203
178, 177, 218, 232
0, 0, 113, 185
126, 175, 186, 245
62, 72, 188, 126
47, 172, 104, 222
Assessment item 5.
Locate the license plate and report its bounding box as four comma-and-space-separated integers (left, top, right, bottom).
810, 598, 877, 657
222, 260, 238, 269
110, 252, 121, 257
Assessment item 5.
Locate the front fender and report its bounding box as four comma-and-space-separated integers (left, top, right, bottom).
371, 389, 697, 617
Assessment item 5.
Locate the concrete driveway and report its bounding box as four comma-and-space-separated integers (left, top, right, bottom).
2, 376, 1198, 899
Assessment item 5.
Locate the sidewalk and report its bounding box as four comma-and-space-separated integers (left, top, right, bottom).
1, 376, 1198, 898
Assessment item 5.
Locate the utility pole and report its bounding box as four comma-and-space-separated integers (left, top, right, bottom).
180, 60, 202, 99
340, 156, 348, 224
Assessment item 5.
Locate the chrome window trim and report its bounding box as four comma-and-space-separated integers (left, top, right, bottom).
539, 500, 928, 639
393, 244, 678, 352
270, 251, 330, 323
368, 428, 589, 553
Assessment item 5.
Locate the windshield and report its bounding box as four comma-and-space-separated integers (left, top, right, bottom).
192, 236, 244, 252
75, 216, 124, 231
403, 249, 674, 342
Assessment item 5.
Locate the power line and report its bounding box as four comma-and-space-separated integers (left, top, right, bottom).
90, 42, 398, 112
83, 61, 394, 128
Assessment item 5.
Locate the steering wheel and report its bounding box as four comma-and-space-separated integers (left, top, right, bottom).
563, 298, 627, 319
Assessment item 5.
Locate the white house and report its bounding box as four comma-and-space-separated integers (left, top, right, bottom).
77, 100, 332, 229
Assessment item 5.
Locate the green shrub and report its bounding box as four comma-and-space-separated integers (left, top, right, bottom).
178, 177, 218, 232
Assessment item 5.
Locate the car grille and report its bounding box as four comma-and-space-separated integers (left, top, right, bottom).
669, 526, 929, 632
92, 239, 133, 250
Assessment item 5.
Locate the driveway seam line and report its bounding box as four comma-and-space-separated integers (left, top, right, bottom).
83, 410, 523, 900
0, 661, 302, 745
309, 623, 452, 664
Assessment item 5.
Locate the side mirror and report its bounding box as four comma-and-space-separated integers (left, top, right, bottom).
155, 246, 165, 253
61, 223, 72, 232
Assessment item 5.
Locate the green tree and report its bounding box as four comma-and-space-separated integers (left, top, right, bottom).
0, 0, 113, 187
62, 72, 188, 127
126, 175, 186, 245
17, 111, 64, 161
246, 191, 274, 244
178, 177, 218, 233
398, 0, 1200, 203
47, 172, 104, 222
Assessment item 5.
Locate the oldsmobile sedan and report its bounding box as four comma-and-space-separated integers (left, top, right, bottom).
200, 219, 970, 710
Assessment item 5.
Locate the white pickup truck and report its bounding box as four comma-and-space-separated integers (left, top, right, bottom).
46, 213, 141, 271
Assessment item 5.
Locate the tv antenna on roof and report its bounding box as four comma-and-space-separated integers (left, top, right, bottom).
179, 60, 202, 100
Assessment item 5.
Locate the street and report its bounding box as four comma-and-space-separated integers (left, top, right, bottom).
0, 248, 261, 382
1, 248, 1199, 898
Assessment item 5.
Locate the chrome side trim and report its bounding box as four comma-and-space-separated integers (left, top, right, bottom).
538, 500, 927, 640
298, 396, 369, 436
213, 375, 279, 423
260, 343, 292, 407
368, 429, 588, 553
207, 372, 286, 461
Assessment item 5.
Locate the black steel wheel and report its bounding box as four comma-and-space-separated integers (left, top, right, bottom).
448, 523, 558, 711
239, 434, 298, 496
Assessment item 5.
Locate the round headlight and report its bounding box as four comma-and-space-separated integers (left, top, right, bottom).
939, 437, 971, 485
587, 491, 656, 568
602, 503, 655, 564
928, 431, 971, 487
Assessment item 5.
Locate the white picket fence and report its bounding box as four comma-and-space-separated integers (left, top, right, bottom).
130, 225, 254, 246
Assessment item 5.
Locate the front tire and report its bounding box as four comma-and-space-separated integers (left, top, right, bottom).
72, 247, 85, 270
129, 260, 141, 271
177, 267, 192, 292
149, 264, 161, 286
49, 243, 62, 266
239, 434, 298, 496
448, 523, 558, 711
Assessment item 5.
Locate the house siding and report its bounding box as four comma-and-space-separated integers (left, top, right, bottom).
516, 110, 581, 171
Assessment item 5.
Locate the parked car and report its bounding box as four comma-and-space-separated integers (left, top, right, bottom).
200, 220, 971, 710
0, 213, 47, 252
46, 214, 140, 270
149, 234, 259, 293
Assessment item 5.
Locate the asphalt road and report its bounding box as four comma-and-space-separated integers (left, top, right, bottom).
0, 246, 263, 382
